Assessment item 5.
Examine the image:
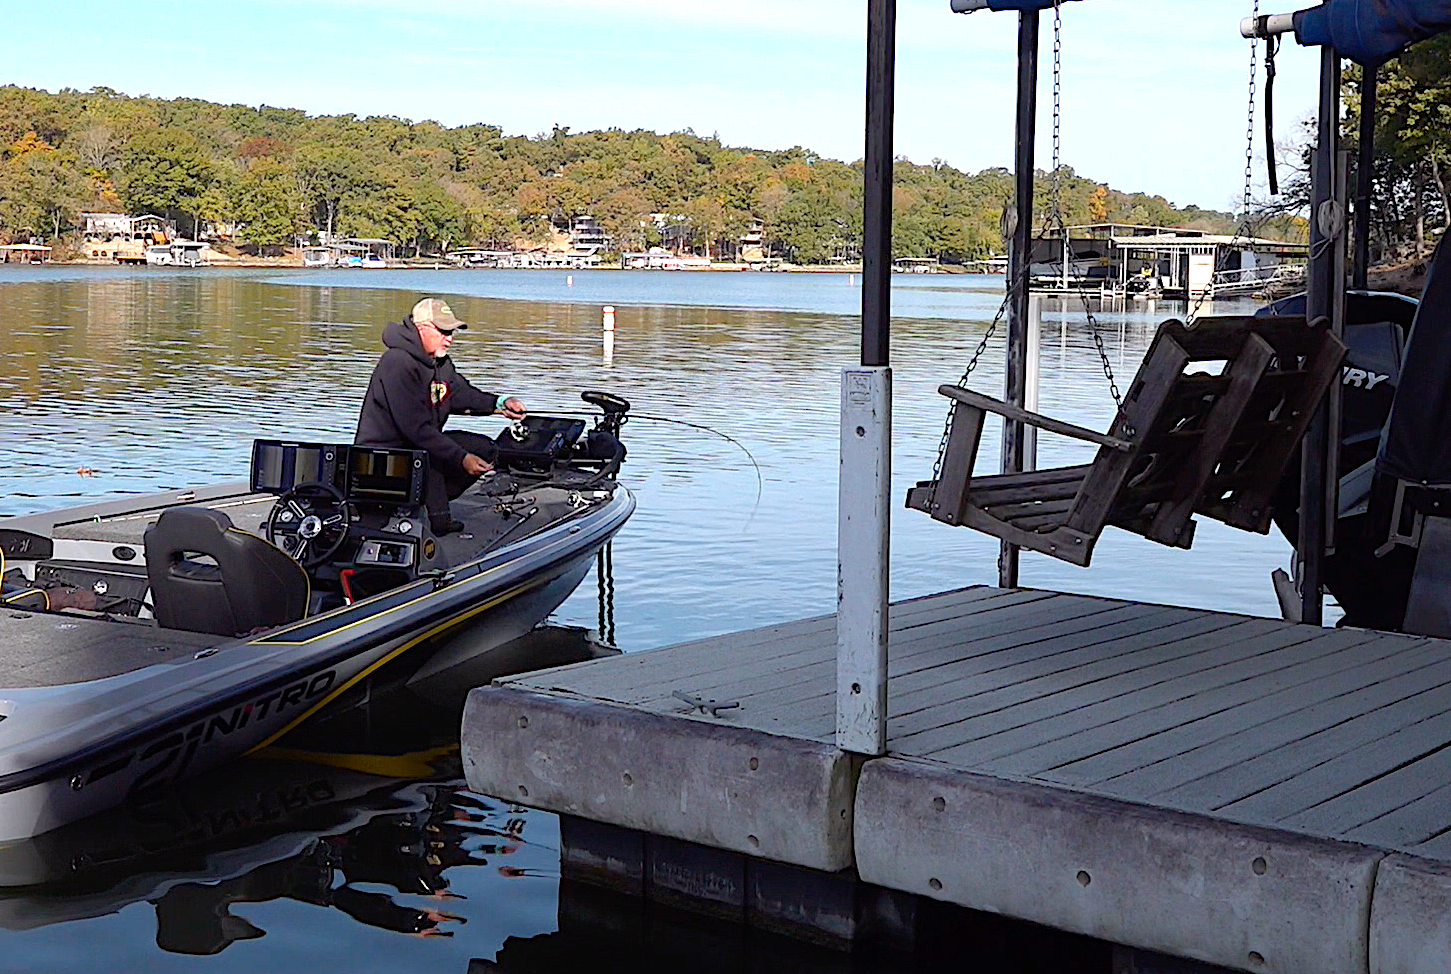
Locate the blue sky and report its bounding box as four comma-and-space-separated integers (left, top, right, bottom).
7, 1, 1324, 211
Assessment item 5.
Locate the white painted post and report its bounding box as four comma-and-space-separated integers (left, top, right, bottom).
837, 366, 891, 755
602, 305, 615, 366
1024, 294, 1041, 472
567, 275, 574, 286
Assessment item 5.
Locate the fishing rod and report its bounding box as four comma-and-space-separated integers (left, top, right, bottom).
520, 407, 765, 523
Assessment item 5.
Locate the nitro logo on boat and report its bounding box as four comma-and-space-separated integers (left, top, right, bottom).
430, 380, 450, 404
1342, 366, 1390, 391
75, 669, 337, 797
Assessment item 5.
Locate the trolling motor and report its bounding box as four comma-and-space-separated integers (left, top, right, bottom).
493, 390, 630, 483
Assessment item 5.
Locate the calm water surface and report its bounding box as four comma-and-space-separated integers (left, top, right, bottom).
0, 266, 1288, 972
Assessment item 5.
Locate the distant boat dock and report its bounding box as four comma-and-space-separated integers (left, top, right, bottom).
464, 585, 1451, 971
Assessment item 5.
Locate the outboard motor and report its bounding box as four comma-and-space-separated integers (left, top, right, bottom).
1263, 240, 1451, 631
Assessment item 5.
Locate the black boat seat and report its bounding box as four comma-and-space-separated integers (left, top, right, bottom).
144, 506, 310, 637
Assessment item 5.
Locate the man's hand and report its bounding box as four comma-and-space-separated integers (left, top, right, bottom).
462, 452, 493, 475
499, 396, 528, 420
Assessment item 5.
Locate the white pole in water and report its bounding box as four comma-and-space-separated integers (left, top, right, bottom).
602, 305, 615, 366
567, 275, 574, 286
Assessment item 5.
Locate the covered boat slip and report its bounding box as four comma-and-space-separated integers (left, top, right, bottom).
463, 586, 1451, 973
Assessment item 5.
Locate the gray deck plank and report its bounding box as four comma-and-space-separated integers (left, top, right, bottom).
772, 608, 1231, 735
892, 614, 1250, 755
882, 614, 1259, 738
1342, 775, 1451, 848
1156, 674, 1451, 813
1031, 633, 1432, 788
507, 586, 1043, 699
968, 626, 1388, 777
1220, 709, 1451, 826
1084, 644, 1448, 799
1406, 820, 1451, 860
672, 601, 1180, 714
1283, 742, 1451, 838
535, 589, 1097, 704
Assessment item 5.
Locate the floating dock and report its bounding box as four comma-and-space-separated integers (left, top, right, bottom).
462, 586, 1451, 974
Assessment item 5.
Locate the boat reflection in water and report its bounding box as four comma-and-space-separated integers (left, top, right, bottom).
0, 625, 614, 954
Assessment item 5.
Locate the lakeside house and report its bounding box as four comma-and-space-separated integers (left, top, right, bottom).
81, 213, 174, 264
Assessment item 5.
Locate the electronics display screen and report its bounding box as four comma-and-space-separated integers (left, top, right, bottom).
251, 441, 330, 494
345, 446, 423, 504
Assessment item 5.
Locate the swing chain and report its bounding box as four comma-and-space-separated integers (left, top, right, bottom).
1187, 0, 1262, 326
1052, 0, 1063, 223
1048, 0, 1125, 417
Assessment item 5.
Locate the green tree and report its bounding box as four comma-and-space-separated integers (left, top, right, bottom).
117, 127, 214, 234
232, 157, 301, 244
1, 136, 89, 239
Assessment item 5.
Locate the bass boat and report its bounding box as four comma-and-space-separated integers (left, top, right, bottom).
0, 391, 635, 840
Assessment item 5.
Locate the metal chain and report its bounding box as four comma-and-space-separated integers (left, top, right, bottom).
1047, 0, 1124, 415
1052, 3, 1063, 225
1186, 0, 1262, 325
931, 0, 1126, 492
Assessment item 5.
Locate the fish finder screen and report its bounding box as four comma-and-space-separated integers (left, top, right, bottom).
345, 447, 420, 503
251, 441, 328, 493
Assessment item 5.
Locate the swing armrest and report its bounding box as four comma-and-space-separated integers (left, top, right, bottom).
938, 386, 1132, 452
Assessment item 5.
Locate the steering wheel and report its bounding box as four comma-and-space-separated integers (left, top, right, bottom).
265, 481, 352, 568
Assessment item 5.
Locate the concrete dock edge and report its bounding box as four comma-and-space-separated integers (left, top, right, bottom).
1369, 853, 1451, 974
461, 685, 858, 871
853, 758, 1383, 974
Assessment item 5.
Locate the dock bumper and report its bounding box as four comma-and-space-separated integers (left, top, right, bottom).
1370, 854, 1451, 974
853, 758, 1381, 974
462, 685, 857, 871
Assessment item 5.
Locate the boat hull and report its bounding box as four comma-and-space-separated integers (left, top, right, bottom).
0, 488, 633, 840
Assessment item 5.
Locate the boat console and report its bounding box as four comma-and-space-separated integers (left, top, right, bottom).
248, 392, 629, 599
251, 440, 440, 598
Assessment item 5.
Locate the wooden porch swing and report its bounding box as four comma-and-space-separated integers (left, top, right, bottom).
907, 314, 1346, 566
907, 1, 1347, 569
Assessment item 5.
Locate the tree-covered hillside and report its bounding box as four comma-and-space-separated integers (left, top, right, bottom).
0, 84, 1278, 261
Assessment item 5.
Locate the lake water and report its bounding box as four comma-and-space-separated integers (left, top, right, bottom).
0, 266, 1289, 972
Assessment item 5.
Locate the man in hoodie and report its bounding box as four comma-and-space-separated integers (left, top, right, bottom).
355, 297, 527, 535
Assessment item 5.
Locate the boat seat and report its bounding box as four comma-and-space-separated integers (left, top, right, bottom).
144, 506, 311, 637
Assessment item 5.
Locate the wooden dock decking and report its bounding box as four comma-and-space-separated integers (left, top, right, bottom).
461, 586, 1451, 974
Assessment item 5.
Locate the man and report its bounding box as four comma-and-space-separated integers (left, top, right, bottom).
355, 297, 527, 535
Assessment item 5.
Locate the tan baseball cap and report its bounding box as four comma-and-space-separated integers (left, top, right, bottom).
412, 297, 468, 332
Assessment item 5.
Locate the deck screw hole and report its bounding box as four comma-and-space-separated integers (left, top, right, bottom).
932, 797, 945, 812
747, 835, 759, 849
851, 682, 861, 694
749, 757, 759, 771
1076, 870, 1091, 887
622, 772, 633, 786
1252, 856, 1267, 875
518, 785, 529, 798
928, 878, 942, 891
856, 426, 865, 437
518, 716, 529, 729
840, 808, 848, 819
1248, 951, 1265, 966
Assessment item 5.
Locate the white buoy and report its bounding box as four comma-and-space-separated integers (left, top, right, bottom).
567, 275, 574, 286
602, 305, 616, 366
